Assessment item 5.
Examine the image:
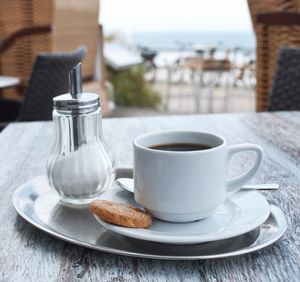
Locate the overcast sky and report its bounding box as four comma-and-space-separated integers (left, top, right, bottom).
101, 0, 252, 33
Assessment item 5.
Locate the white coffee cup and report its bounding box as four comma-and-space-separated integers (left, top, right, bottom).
133, 131, 263, 222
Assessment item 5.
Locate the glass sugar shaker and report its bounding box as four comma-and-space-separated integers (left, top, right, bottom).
46, 63, 115, 206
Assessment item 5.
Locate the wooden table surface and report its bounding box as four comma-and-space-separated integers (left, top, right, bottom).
1, 112, 299, 281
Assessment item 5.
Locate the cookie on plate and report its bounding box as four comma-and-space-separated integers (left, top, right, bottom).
90, 200, 152, 228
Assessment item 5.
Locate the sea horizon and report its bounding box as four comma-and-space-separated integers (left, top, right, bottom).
131, 31, 255, 51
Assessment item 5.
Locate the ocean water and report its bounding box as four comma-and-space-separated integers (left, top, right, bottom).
129, 31, 256, 67
132, 31, 255, 50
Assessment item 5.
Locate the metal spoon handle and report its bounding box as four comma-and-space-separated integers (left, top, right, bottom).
241, 184, 279, 190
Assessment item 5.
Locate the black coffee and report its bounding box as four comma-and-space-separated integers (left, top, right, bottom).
150, 143, 212, 151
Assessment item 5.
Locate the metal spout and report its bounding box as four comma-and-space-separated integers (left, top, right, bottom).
69, 63, 83, 99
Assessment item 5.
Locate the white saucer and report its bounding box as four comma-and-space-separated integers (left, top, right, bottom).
93, 187, 270, 245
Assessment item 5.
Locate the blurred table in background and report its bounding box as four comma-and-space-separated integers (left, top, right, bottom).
0, 76, 20, 89
165, 57, 232, 112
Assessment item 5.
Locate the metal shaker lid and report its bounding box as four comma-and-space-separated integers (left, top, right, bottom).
53, 93, 99, 112
53, 63, 99, 112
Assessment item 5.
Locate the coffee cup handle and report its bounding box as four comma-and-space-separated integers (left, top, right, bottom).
226, 144, 263, 193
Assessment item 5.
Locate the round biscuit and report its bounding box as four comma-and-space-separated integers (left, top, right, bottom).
89, 200, 152, 228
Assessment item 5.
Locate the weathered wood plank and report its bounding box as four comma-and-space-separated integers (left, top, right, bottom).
0, 112, 299, 281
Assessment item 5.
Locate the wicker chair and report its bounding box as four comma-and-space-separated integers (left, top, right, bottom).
0, 0, 53, 98
0, 46, 86, 124
247, 0, 300, 111
19, 46, 87, 121
0, 0, 110, 116
268, 48, 300, 111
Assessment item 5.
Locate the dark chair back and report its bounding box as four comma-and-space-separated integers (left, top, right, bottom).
18, 46, 87, 121
268, 47, 300, 111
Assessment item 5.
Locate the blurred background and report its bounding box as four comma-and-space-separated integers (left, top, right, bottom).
1, 0, 299, 122
101, 0, 255, 116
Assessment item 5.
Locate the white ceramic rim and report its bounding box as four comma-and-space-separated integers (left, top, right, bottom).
133, 130, 226, 155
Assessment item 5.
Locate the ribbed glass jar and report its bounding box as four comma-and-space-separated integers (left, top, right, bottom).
46, 94, 115, 206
